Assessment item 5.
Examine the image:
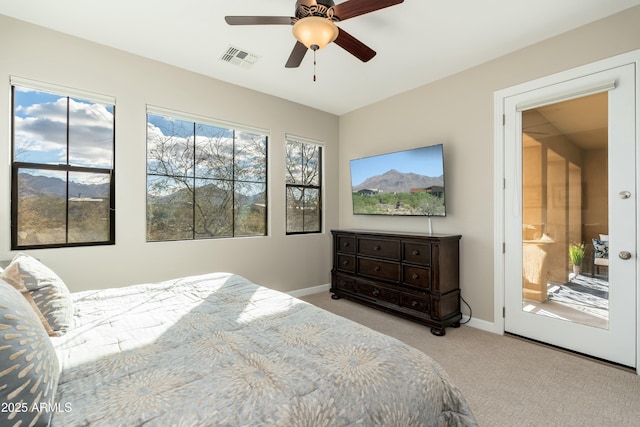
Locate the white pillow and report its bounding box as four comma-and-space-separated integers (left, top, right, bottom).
599, 234, 609, 241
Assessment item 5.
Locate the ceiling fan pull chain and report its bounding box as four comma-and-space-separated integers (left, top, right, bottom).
313, 47, 317, 82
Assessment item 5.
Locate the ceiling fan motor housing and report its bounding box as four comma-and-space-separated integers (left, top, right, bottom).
295, 0, 337, 21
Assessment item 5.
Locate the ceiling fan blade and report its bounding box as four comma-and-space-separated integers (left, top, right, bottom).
332, 0, 404, 21
285, 41, 308, 68
225, 16, 294, 25
334, 28, 376, 62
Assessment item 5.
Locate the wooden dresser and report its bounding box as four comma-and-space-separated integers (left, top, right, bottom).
330, 229, 462, 336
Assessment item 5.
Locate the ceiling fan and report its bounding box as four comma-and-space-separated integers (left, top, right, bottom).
225, 0, 405, 69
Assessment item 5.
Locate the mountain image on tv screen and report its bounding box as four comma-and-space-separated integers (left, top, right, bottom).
350, 144, 446, 216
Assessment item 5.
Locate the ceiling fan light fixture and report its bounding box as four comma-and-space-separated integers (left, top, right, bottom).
292, 16, 338, 50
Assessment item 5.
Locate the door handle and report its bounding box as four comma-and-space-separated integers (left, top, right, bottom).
619, 191, 631, 199
619, 251, 632, 260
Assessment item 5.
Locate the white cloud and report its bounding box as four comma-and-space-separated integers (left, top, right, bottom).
14, 97, 114, 167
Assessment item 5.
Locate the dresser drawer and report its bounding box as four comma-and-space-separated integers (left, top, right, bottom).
336, 254, 356, 273
358, 238, 400, 260
403, 265, 431, 290
400, 292, 430, 314
336, 234, 356, 254
403, 242, 431, 266
358, 258, 400, 282
357, 282, 399, 304
334, 274, 356, 293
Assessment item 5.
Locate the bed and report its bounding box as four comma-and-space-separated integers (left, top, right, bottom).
0, 253, 477, 426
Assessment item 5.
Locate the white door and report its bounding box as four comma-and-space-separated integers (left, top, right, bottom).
503, 63, 636, 367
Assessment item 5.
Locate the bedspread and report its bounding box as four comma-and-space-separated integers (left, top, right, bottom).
50, 272, 476, 426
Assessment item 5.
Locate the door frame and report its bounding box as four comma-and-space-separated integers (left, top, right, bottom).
493, 49, 640, 374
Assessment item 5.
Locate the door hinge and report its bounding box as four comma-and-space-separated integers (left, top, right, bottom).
503, 306, 506, 318
502, 242, 506, 253
502, 114, 506, 126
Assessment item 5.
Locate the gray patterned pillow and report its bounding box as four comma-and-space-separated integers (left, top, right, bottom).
592, 239, 609, 259
0, 279, 60, 427
0, 253, 73, 336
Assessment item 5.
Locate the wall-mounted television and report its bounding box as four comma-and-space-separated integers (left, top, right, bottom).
350, 144, 446, 216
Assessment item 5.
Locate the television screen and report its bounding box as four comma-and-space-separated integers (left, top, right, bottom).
350, 144, 446, 216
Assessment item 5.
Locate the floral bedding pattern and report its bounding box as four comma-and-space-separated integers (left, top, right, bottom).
50, 273, 477, 426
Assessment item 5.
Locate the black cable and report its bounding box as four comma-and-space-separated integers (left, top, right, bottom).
460, 295, 472, 324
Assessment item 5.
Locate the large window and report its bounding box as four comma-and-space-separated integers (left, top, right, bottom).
11, 78, 115, 249
146, 108, 268, 241
285, 135, 322, 234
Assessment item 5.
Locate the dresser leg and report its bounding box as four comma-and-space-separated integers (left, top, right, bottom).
430, 327, 446, 336
452, 322, 461, 328
331, 293, 341, 300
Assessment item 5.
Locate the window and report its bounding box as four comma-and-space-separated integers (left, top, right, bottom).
11, 78, 115, 249
285, 135, 322, 234
146, 108, 268, 241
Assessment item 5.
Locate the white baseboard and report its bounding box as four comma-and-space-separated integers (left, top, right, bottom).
462, 315, 496, 333
288, 283, 331, 298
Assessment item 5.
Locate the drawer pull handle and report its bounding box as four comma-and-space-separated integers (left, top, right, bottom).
412, 273, 420, 280
342, 260, 350, 266
372, 289, 380, 297
374, 266, 381, 272
412, 250, 420, 256
343, 241, 350, 247
411, 300, 419, 307
374, 245, 381, 251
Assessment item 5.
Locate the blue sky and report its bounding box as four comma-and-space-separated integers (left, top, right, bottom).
350, 144, 444, 186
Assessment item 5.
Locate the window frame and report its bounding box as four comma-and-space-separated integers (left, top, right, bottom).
145, 106, 269, 242
10, 78, 116, 250
285, 134, 323, 235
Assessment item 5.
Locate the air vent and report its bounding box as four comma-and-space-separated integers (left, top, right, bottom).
220, 46, 260, 69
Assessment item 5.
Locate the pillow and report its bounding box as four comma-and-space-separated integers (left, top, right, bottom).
0, 273, 54, 337
0, 254, 73, 336
599, 234, 609, 242
0, 279, 60, 427
592, 239, 609, 259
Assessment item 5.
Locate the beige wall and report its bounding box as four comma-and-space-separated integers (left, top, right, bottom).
0, 15, 340, 293
583, 147, 609, 240
338, 6, 640, 323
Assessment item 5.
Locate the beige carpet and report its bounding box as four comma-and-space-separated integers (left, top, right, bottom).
301, 292, 640, 427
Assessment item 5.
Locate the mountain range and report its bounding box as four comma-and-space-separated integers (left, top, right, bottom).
18, 172, 109, 198
353, 169, 444, 193
19, 172, 263, 205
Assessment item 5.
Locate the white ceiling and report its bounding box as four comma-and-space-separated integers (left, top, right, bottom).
2, 0, 639, 115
